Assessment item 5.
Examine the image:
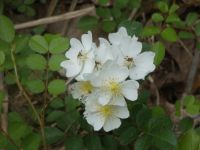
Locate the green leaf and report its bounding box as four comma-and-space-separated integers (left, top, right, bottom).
48, 54, 65, 71
194, 23, 200, 36
119, 127, 140, 145
157, 1, 168, 13
0, 15, 15, 42
49, 37, 69, 54
152, 41, 165, 65
49, 97, 64, 109
48, 79, 66, 96
161, 27, 178, 42
115, 0, 129, 9
65, 96, 80, 112
179, 117, 194, 133
178, 31, 195, 39
15, 35, 30, 53
29, 35, 48, 54
26, 79, 45, 94
177, 129, 200, 150
169, 4, 179, 14
4, 72, 16, 85
119, 21, 143, 36
46, 110, 65, 123
185, 12, 198, 26
26, 54, 47, 70
149, 129, 177, 148
45, 127, 64, 144
22, 132, 41, 150
77, 16, 98, 31
96, 8, 111, 19
65, 136, 85, 150
84, 135, 103, 150
98, 0, 109, 5
135, 135, 151, 150
142, 26, 161, 37
151, 13, 164, 22
166, 13, 181, 23
136, 107, 152, 130
102, 20, 116, 33
0, 51, 5, 65
101, 135, 118, 150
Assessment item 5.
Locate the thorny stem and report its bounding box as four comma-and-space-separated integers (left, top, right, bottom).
10, 44, 47, 150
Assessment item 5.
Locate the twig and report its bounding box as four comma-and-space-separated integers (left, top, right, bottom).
47, 0, 59, 17
14, 6, 95, 30
0, 73, 8, 134
185, 48, 200, 94
128, 8, 138, 20
178, 39, 193, 58
148, 76, 160, 105
61, 0, 78, 35
10, 44, 47, 150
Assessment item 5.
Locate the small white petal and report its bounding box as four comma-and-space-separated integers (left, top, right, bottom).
112, 106, 130, 119
98, 91, 112, 105
70, 38, 84, 51
109, 96, 127, 106
65, 48, 79, 60
60, 60, 81, 77
121, 80, 139, 101
108, 32, 121, 45
118, 27, 128, 36
81, 31, 92, 51
103, 116, 121, 132
85, 112, 105, 131
130, 52, 155, 80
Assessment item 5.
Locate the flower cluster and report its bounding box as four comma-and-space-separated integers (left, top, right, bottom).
61, 27, 155, 132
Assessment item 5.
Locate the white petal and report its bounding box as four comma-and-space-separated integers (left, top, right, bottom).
130, 52, 155, 80
60, 60, 81, 77
65, 48, 79, 60
121, 80, 139, 101
118, 27, 128, 36
112, 106, 130, 119
81, 31, 92, 51
101, 62, 129, 83
70, 38, 84, 51
98, 91, 112, 105
103, 116, 121, 132
109, 96, 127, 106
108, 33, 121, 45
85, 112, 105, 131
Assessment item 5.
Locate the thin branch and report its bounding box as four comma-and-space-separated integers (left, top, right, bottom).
185, 48, 200, 94
0, 73, 9, 133
15, 6, 95, 30
47, 0, 59, 17
10, 44, 47, 150
128, 8, 138, 20
61, 0, 78, 35
178, 39, 193, 58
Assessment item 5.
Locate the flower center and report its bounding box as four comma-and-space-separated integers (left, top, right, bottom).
78, 52, 88, 60
124, 57, 135, 68
80, 81, 93, 94
108, 81, 121, 96
100, 105, 112, 117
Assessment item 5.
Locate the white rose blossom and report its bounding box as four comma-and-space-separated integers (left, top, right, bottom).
61, 31, 95, 81
60, 27, 156, 132
84, 94, 129, 132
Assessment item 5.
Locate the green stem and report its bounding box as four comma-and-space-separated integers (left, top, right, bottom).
10, 44, 47, 150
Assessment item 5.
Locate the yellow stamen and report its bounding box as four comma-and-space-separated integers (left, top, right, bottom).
80, 81, 93, 94
100, 105, 112, 117
107, 81, 121, 95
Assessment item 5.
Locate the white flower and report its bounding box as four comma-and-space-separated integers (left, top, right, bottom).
117, 37, 155, 80
61, 31, 95, 81
88, 61, 139, 106
84, 94, 129, 132
94, 38, 114, 70
70, 81, 93, 100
